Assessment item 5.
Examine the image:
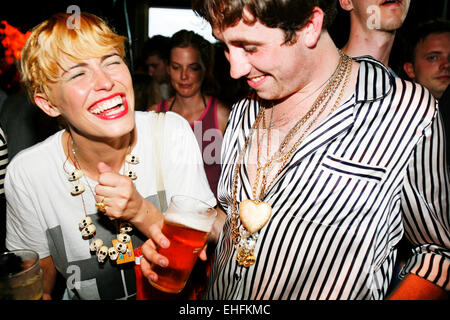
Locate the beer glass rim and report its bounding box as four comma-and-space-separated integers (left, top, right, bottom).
0, 249, 40, 280
170, 195, 216, 212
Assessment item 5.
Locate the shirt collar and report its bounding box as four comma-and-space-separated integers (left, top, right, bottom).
353, 56, 394, 103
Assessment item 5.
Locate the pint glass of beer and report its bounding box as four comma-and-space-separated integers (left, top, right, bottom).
0, 250, 43, 300
149, 195, 217, 294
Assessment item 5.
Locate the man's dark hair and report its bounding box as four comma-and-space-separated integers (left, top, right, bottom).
143, 35, 170, 61
192, 0, 337, 44
403, 19, 450, 62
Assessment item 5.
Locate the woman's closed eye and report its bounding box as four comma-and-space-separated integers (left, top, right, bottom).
190, 64, 202, 71
67, 70, 86, 80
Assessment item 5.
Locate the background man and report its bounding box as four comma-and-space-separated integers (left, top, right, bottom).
403, 19, 450, 168
338, 1, 412, 290
339, 0, 410, 68
403, 19, 450, 100
143, 35, 171, 100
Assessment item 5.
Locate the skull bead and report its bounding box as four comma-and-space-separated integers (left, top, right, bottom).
89, 238, 104, 252
117, 233, 131, 244
126, 170, 137, 180
81, 224, 96, 238
114, 242, 127, 254
119, 222, 133, 234
68, 169, 83, 181
125, 154, 139, 164
108, 247, 119, 260
71, 183, 85, 195
78, 217, 93, 229
97, 246, 109, 263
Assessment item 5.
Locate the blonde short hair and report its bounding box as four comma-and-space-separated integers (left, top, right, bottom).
20, 12, 127, 99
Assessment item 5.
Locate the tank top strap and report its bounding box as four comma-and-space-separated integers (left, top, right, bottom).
199, 96, 219, 131
157, 99, 170, 112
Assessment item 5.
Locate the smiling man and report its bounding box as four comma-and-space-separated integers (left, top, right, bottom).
136, 0, 450, 300
339, 0, 410, 68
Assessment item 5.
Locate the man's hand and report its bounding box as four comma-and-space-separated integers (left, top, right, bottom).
140, 223, 170, 282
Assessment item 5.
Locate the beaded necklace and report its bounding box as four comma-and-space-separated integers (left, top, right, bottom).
64, 133, 138, 264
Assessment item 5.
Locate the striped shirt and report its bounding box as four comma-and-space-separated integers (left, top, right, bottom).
207, 57, 450, 300
0, 126, 8, 195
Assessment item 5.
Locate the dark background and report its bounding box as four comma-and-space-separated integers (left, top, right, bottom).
0, 0, 449, 90
0, 0, 448, 300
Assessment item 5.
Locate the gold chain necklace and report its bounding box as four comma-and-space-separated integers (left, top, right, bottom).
231, 51, 353, 267
254, 106, 273, 201
259, 53, 352, 199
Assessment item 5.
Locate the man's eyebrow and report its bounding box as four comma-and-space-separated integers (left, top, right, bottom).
230, 39, 259, 45
421, 50, 443, 57
214, 38, 263, 49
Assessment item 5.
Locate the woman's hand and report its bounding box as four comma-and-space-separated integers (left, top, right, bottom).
94, 162, 144, 221
94, 162, 164, 236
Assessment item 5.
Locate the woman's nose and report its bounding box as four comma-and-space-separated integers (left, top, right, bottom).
93, 68, 114, 91
180, 68, 189, 80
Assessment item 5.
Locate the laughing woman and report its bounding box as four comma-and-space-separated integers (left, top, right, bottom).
4, 13, 215, 300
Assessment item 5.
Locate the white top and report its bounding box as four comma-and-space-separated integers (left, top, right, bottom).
5, 111, 216, 300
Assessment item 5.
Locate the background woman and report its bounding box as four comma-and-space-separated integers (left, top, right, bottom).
5, 13, 215, 300
148, 30, 230, 199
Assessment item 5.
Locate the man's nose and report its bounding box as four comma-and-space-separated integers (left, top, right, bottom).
441, 56, 450, 71
227, 49, 251, 80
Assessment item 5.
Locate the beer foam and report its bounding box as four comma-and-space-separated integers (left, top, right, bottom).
164, 209, 216, 233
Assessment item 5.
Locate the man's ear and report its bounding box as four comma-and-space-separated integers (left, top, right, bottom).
34, 93, 61, 118
302, 6, 325, 48
339, 0, 354, 11
403, 62, 416, 81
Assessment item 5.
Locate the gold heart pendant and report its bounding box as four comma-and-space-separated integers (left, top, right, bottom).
239, 199, 272, 234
